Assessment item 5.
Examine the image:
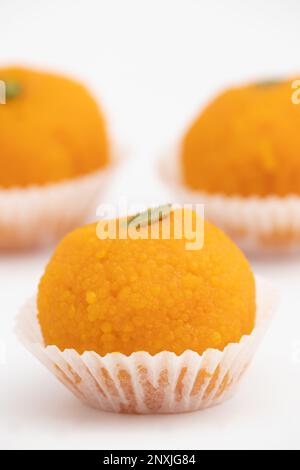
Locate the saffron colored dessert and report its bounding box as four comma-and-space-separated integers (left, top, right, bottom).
0, 66, 110, 249
182, 79, 300, 197
17, 207, 275, 413
173, 79, 300, 252
0, 66, 109, 187
38, 209, 255, 356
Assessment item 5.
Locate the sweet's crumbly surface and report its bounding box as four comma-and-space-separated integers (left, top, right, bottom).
38, 209, 256, 356
182, 79, 300, 196
0, 66, 109, 188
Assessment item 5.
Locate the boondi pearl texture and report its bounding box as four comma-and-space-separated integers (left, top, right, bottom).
182, 79, 300, 197
0, 66, 109, 188
38, 209, 256, 356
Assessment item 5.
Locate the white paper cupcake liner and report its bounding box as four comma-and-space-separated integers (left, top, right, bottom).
15, 276, 276, 414
0, 167, 111, 250
161, 150, 300, 255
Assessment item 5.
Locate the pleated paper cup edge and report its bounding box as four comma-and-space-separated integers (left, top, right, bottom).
15, 275, 277, 414
160, 147, 300, 254
0, 166, 112, 249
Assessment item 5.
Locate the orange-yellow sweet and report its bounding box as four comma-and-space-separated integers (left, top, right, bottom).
182, 79, 300, 197
0, 66, 109, 188
38, 209, 256, 356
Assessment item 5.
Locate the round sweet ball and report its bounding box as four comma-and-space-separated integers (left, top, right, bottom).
38, 209, 256, 356
182, 79, 300, 197
0, 66, 109, 188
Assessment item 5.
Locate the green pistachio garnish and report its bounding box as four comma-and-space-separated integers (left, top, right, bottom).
127, 204, 172, 229
5, 80, 22, 100
256, 79, 282, 88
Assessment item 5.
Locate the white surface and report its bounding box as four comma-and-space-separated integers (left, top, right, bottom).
0, 0, 300, 451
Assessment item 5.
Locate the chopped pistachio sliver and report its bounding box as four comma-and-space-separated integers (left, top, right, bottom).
5, 80, 22, 100
127, 204, 172, 229
256, 79, 282, 88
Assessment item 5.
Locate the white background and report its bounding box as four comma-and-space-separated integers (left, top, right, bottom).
0, 0, 300, 450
